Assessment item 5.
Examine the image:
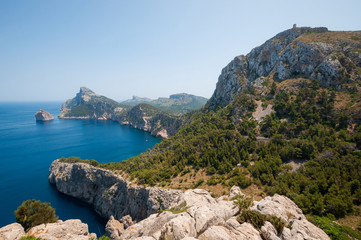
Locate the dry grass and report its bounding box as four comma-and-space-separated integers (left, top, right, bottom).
336, 205, 361, 233
297, 31, 361, 45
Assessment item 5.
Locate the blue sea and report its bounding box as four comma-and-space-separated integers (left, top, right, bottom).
0, 102, 161, 236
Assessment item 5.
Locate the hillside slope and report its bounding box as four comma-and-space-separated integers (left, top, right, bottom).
91, 26, 361, 236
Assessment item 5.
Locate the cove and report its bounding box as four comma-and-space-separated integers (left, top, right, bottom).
0, 102, 161, 236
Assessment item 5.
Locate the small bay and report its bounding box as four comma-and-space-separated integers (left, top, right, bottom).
0, 102, 161, 236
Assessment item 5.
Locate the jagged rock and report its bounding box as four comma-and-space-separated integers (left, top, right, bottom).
120, 211, 177, 239
160, 213, 197, 240
119, 215, 135, 229
228, 185, 244, 199
35, 109, 54, 121
250, 194, 304, 223
183, 189, 216, 207
208, 26, 361, 110
261, 221, 280, 240
187, 206, 224, 234
225, 218, 262, 239
198, 225, 240, 240
105, 216, 124, 239
282, 219, 330, 240
0, 223, 25, 240
26, 219, 96, 240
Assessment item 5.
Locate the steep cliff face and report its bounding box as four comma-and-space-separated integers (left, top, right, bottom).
59, 87, 183, 138
208, 26, 361, 109
49, 160, 329, 240
49, 159, 183, 221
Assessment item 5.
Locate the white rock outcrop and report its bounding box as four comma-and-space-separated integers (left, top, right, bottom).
0, 223, 25, 240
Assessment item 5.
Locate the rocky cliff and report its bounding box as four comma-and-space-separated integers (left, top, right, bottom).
208, 26, 361, 109
48, 160, 329, 240
35, 109, 54, 121
59, 87, 183, 138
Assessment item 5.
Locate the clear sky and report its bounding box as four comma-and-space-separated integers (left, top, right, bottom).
0, 0, 360, 101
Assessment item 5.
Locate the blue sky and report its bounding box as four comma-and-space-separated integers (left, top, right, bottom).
0, 0, 360, 101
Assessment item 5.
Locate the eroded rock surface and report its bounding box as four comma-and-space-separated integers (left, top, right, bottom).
0, 223, 25, 240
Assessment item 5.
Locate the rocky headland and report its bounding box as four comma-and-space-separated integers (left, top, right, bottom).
59, 87, 183, 138
35, 109, 54, 121
47, 159, 329, 240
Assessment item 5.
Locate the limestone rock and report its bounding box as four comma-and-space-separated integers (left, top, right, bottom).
0, 223, 25, 240
261, 221, 280, 240
183, 189, 216, 207
225, 217, 262, 239
250, 194, 304, 223
198, 225, 240, 240
208, 26, 361, 110
26, 219, 96, 240
228, 185, 244, 199
160, 213, 197, 240
282, 219, 330, 240
105, 216, 124, 239
35, 109, 54, 121
119, 215, 135, 229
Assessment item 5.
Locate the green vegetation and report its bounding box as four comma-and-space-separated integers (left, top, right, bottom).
15, 199, 58, 230
308, 216, 361, 240
19, 237, 44, 240
160, 201, 190, 214
237, 210, 285, 234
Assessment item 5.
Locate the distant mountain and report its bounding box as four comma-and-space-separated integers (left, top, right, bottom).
59, 87, 183, 138
122, 93, 208, 115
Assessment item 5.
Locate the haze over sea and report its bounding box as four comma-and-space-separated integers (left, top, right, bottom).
0, 102, 161, 235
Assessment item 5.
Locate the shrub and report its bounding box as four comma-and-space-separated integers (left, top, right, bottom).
19, 237, 43, 240
237, 210, 266, 230
232, 195, 252, 213
15, 199, 58, 230
268, 215, 285, 234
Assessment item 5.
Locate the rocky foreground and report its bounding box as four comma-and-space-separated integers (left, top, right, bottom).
45, 159, 329, 240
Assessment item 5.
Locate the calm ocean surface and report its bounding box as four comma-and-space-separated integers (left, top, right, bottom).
0, 102, 161, 236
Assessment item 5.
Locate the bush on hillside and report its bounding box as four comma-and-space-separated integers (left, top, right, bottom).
15, 199, 58, 230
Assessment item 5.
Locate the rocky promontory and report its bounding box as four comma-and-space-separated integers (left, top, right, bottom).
48, 159, 330, 240
59, 87, 183, 138
35, 109, 54, 121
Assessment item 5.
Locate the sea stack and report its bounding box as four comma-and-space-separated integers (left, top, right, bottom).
35, 109, 54, 121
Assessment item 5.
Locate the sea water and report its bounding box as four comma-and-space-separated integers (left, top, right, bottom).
0, 102, 161, 236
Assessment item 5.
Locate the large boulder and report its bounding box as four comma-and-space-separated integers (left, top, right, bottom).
35, 109, 54, 121
0, 223, 25, 240
26, 219, 96, 240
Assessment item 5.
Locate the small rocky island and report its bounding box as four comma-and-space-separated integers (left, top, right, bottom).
35, 109, 54, 121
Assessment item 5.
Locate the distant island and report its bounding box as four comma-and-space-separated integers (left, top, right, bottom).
58, 87, 207, 138
35, 109, 54, 121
